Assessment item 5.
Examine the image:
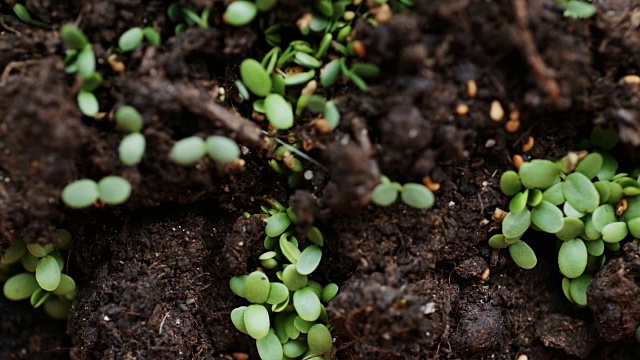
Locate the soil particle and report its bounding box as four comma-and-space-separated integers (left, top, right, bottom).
588, 242, 640, 342
223, 215, 268, 275
535, 313, 596, 358
452, 302, 504, 352
454, 256, 489, 280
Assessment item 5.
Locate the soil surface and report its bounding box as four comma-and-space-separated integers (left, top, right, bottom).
1, 0, 640, 359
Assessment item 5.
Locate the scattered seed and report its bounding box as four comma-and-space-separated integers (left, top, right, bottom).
623, 75, 640, 85
517, 355, 528, 360
343, 10, 355, 21
422, 176, 440, 192
466, 80, 478, 97
492, 208, 507, 222
480, 268, 490, 281
455, 104, 469, 116
108, 54, 125, 72
522, 136, 534, 152
512, 154, 524, 170
616, 197, 628, 215
509, 109, 520, 122
505, 120, 520, 133
301, 80, 317, 96
490, 100, 504, 122
296, 13, 313, 31
352, 40, 366, 58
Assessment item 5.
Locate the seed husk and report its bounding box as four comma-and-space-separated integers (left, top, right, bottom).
118, 27, 144, 52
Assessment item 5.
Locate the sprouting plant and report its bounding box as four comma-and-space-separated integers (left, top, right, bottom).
167, 3, 210, 33
169, 135, 241, 166
229, 202, 338, 360
557, 0, 596, 18
117, 27, 161, 53
60, 24, 102, 117
371, 176, 435, 209
1, 229, 77, 320
489, 125, 637, 307
61, 176, 132, 208
11, 2, 48, 27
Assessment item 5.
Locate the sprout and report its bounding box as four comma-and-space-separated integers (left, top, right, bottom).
169, 136, 207, 165
76, 46, 96, 79
12, 4, 48, 28
243, 271, 271, 304
61, 179, 99, 208
142, 27, 161, 46
558, 239, 588, 278
244, 304, 270, 339
295, 245, 322, 275
98, 176, 132, 205
508, 240, 537, 269
256, 331, 283, 360
3, 273, 39, 301
293, 287, 321, 322
35, 255, 61, 291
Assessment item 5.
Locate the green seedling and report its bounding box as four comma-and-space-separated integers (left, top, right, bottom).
206, 136, 241, 164
371, 177, 435, 209
229, 203, 337, 359
169, 136, 207, 165
13, 3, 48, 28
61, 179, 99, 208
223, 1, 257, 26
558, 0, 596, 18
1, 229, 77, 319
489, 126, 638, 306
98, 176, 132, 205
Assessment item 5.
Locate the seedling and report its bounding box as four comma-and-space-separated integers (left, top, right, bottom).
371, 176, 435, 209
489, 125, 636, 306
12, 3, 48, 28
118, 27, 161, 52
60, 24, 102, 117
62, 176, 132, 208
1, 229, 77, 319
557, 0, 596, 18
229, 202, 337, 360
169, 135, 241, 166
167, 3, 211, 32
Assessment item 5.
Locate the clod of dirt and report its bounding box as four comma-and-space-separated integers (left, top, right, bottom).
455, 256, 489, 280
452, 302, 504, 352
588, 243, 640, 342
223, 215, 267, 275
535, 313, 596, 359
328, 271, 456, 359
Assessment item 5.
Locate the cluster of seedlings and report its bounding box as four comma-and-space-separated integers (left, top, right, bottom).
490, 126, 638, 306
1, 229, 76, 320
230, 202, 338, 360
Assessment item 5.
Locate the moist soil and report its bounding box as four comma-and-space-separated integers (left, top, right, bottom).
1, 0, 640, 359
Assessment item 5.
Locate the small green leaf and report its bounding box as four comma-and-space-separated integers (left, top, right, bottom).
142, 27, 161, 46
294, 52, 322, 68
563, 0, 596, 18
592, 204, 616, 232
3, 273, 39, 300
244, 304, 270, 339
36, 255, 61, 291
322, 283, 339, 302
283, 339, 308, 358
542, 182, 565, 206
119, 133, 146, 166
574, 153, 603, 179
43, 298, 70, 320
400, 183, 435, 209
266, 283, 289, 305
296, 245, 322, 275
569, 274, 592, 306
508, 240, 537, 269
0, 239, 27, 265
230, 306, 249, 334
518, 160, 561, 189
371, 183, 399, 206
30, 287, 52, 308
509, 190, 529, 212
77, 90, 99, 116
282, 264, 308, 291
601, 222, 628, 243
240, 59, 272, 97
563, 172, 600, 212
627, 217, 640, 238
558, 239, 588, 278
119, 28, 144, 52
527, 189, 543, 207
283, 69, 316, 86
115, 106, 144, 133
98, 176, 131, 205
324, 100, 340, 129
264, 93, 294, 130
594, 181, 611, 204
60, 24, 89, 50
502, 210, 531, 239
266, 213, 291, 237
62, 179, 99, 208
224, 1, 258, 26
488, 234, 509, 248
563, 201, 586, 218
555, 217, 584, 241
257, 331, 284, 360
307, 324, 333, 354
169, 136, 207, 166
531, 201, 563, 233
585, 239, 604, 257
230, 275, 247, 297
21, 252, 40, 271
244, 271, 271, 304
293, 287, 322, 321
205, 136, 240, 163
320, 59, 341, 87
590, 125, 618, 150
596, 151, 618, 181
53, 229, 72, 250
562, 277, 574, 303
76, 46, 96, 78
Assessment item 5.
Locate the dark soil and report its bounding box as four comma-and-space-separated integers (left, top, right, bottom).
1, 0, 640, 359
